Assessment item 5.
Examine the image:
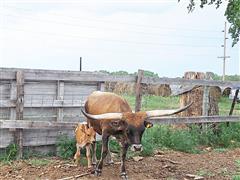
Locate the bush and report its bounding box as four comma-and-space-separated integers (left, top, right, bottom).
140, 123, 240, 156
0, 143, 18, 162
56, 135, 76, 159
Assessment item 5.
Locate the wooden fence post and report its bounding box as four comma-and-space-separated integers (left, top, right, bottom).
227, 88, 239, 126
135, 70, 144, 112
97, 82, 105, 91
202, 86, 210, 116
15, 71, 24, 159
57, 81, 64, 121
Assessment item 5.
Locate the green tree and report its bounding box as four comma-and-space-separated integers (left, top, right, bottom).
180, 0, 240, 46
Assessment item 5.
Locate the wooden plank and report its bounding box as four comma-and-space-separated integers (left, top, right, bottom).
0, 99, 85, 108
0, 68, 135, 82
10, 81, 16, 120
0, 100, 16, 108
135, 69, 144, 112
0, 120, 77, 129
64, 83, 97, 96
63, 108, 85, 122
24, 82, 57, 95
23, 129, 74, 146
0, 129, 14, 148
0, 109, 10, 119
202, 86, 210, 116
149, 115, 240, 125
15, 71, 24, 159
97, 82, 105, 91
1, 68, 239, 87
142, 77, 240, 87
0, 70, 16, 80
57, 81, 64, 121
0, 83, 11, 99
0, 116, 240, 129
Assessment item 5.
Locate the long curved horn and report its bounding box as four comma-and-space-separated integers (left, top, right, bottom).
81, 109, 123, 120
146, 102, 193, 118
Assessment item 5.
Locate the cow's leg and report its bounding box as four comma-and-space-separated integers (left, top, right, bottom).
91, 141, 97, 166
86, 144, 92, 168
120, 142, 129, 180
95, 133, 109, 176
106, 140, 114, 165
74, 144, 81, 165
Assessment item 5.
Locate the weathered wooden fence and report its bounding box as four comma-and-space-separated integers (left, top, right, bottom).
0, 68, 239, 158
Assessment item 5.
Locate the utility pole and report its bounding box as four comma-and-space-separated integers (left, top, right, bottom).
79, 57, 82, 71
218, 22, 230, 81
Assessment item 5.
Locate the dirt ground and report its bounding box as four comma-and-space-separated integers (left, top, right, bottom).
1, 148, 240, 180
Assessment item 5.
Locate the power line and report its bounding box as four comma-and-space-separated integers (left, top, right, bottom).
0, 25, 220, 48
0, 12, 223, 40
1, 5, 222, 34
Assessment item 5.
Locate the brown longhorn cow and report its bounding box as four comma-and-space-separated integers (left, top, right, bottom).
81, 91, 192, 179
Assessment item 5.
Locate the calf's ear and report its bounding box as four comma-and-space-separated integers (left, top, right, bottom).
144, 121, 153, 128
79, 124, 86, 132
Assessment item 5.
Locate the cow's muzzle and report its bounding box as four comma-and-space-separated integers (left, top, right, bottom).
130, 144, 143, 152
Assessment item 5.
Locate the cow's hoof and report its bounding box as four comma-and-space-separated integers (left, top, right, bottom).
94, 169, 102, 176
120, 172, 128, 180
106, 160, 114, 166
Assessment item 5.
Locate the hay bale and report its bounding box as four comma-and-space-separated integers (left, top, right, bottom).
179, 86, 204, 117
178, 72, 219, 129
147, 84, 171, 96
179, 72, 205, 117
158, 84, 171, 96
209, 86, 221, 101
222, 87, 231, 96
104, 82, 117, 92
112, 82, 135, 95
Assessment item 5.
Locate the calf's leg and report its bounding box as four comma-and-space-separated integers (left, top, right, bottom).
86, 144, 92, 168
74, 144, 81, 164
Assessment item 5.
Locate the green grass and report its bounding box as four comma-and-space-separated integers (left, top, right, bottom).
0, 144, 18, 162
122, 95, 239, 115
233, 160, 240, 180
27, 158, 50, 167
122, 94, 180, 111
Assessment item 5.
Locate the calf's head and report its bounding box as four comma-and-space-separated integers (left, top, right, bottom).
75, 123, 96, 147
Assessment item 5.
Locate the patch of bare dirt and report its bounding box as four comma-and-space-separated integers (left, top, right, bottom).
0, 148, 240, 180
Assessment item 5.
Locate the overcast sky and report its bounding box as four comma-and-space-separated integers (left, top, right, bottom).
0, 0, 239, 77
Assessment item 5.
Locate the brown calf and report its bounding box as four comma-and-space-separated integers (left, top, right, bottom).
74, 123, 97, 168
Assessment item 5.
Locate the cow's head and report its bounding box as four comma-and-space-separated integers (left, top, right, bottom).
75, 123, 96, 147
81, 102, 192, 152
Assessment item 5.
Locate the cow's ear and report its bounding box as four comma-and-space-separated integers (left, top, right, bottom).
144, 121, 153, 128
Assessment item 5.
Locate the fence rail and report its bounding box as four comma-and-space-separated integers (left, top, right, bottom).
1, 116, 240, 129
1, 68, 239, 87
